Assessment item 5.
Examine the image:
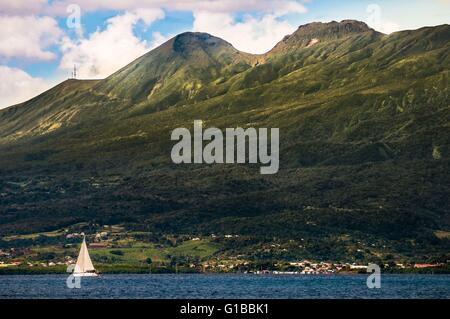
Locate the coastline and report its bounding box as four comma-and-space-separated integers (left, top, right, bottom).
1, 265, 449, 275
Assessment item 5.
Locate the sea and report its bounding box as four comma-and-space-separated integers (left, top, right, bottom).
0, 274, 449, 299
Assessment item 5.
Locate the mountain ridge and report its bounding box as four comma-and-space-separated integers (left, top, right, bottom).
1, 20, 448, 116
0, 20, 449, 262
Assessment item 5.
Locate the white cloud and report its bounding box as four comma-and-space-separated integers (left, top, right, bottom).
0, 65, 53, 109
193, 12, 300, 54
52, 0, 307, 57
166, 0, 307, 14
376, 21, 401, 34
190, 1, 307, 54
0, 15, 62, 61
0, 1, 308, 65
45, 0, 306, 15
150, 31, 172, 48
59, 9, 165, 79
365, 4, 401, 34
0, 0, 48, 15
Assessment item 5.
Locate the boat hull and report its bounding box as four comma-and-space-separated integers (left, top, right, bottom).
73, 272, 99, 277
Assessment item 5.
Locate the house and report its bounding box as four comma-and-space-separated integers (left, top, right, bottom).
350, 265, 368, 270
95, 232, 108, 240
288, 262, 303, 267
66, 233, 82, 239
414, 264, 439, 269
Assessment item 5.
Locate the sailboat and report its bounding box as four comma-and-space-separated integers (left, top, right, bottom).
73, 236, 98, 277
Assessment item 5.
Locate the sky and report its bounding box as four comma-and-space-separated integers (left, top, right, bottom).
0, 0, 449, 108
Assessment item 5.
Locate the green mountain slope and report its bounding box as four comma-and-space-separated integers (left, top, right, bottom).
0, 20, 449, 262
93, 32, 258, 112
0, 79, 99, 139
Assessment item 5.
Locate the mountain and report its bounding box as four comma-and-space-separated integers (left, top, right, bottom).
0, 20, 449, 263
94, 32, 258, 111
270, 20, 378, 53
0, 79, 100, 139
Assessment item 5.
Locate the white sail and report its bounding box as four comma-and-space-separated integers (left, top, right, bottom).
74, 237, 96, 275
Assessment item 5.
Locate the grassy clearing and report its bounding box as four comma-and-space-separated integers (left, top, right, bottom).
89, 239, 221, 265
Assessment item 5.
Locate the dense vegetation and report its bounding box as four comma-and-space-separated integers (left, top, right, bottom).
0, 20, 449, 262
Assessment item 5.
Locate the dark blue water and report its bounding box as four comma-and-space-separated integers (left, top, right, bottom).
0, 274, 449, 299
